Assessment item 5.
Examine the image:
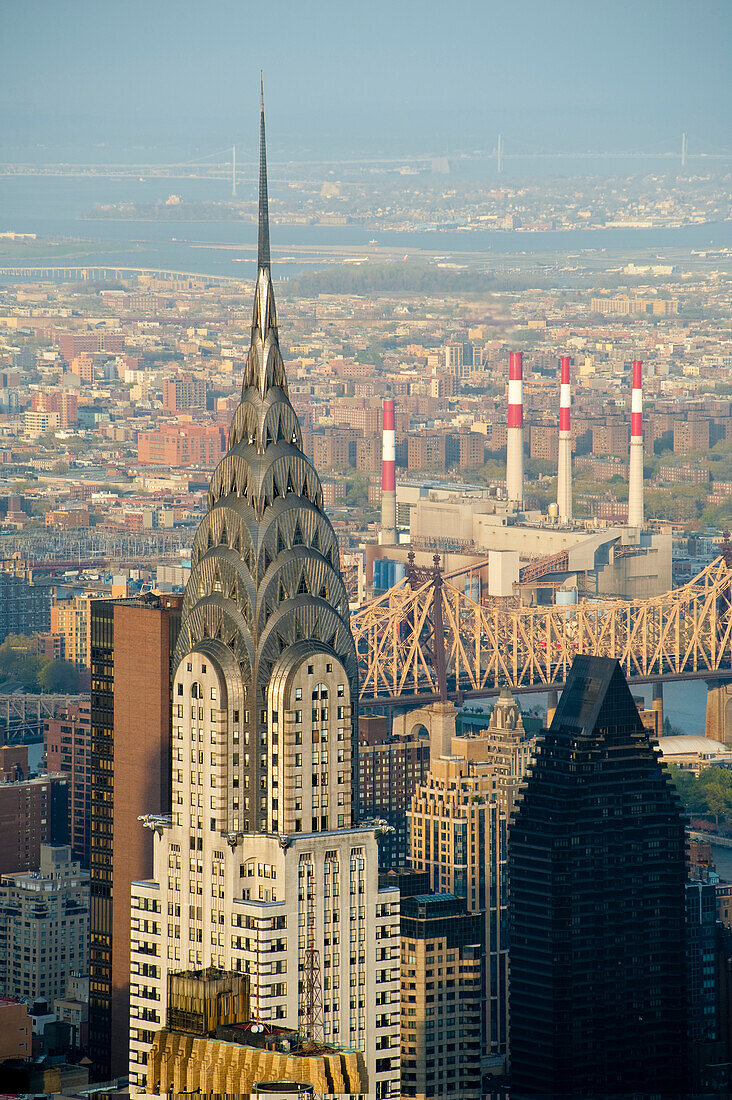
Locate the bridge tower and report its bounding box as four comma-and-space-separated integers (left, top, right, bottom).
706, 681, 732, 744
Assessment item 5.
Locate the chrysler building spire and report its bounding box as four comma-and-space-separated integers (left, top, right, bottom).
258, 73, 270, 272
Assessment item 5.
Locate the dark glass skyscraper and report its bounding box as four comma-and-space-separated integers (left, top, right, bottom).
509, 655, 688, 1096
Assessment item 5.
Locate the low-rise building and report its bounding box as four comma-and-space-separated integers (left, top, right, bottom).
0, 997, 32, 1063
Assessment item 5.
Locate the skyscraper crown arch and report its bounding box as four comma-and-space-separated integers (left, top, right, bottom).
172, 82, 358, 824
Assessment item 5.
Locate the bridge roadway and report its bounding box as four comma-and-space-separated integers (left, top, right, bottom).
351, 556, 732, 710
0, 265, 245, 285
355, 668, 732, 713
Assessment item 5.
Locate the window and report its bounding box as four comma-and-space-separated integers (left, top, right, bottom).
210, 688, 217, 700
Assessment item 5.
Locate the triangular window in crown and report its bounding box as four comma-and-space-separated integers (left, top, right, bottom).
286, 470, 295, 495
297, 571, 309, 596
219, 520, 228, 545
263, 546, 271, 573
277, 529, 286, 554
278, 578, 287, 603
292, 520, 303, 546
319, 583, 327, 600
311, 527, 320, 552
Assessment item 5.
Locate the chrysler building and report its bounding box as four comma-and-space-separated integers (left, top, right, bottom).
128, 87, 400, 1098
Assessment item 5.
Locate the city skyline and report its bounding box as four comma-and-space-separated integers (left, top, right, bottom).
0, 9, 731, 1095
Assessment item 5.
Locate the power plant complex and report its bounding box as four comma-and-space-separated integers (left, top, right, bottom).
372, 352, 670, 603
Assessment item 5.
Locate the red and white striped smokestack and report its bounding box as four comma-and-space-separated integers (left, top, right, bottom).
380, 397, 397, 544
557, 356, 572, 522
506, 351, 524, 505
628, 359, 644, 529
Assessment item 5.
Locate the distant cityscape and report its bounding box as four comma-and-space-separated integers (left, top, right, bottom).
1, 52, 732, 1100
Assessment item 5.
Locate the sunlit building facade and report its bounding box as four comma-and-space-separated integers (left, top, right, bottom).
128, 93, 400, 1098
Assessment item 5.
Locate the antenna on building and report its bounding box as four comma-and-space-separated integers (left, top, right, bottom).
299, 858, 324, 1048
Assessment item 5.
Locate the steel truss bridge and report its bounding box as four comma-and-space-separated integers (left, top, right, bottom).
0, 693, 89, 743
350, 555, 732, 709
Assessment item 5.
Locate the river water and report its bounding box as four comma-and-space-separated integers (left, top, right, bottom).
2, 176, 731, 280
517, 678, 708, 737
711, 845, 732, 882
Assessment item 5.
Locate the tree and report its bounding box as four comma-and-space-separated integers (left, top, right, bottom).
37, 659, 82, 694
704, 782, 730, 826
345, 475, 369, 507
0, 634, 43, 690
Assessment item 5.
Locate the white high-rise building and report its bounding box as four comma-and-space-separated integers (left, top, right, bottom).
0, 844, 89, 1004
128, 91, 401, 1099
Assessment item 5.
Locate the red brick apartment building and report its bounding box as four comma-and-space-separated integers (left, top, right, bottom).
45, 702, 92, 867
137, 423, 224, 466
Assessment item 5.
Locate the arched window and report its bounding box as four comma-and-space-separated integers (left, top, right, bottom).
191, 682, 202, 699
312, 683, 328, 701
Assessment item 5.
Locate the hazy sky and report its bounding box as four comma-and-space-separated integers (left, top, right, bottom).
2, 0, 731, 160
